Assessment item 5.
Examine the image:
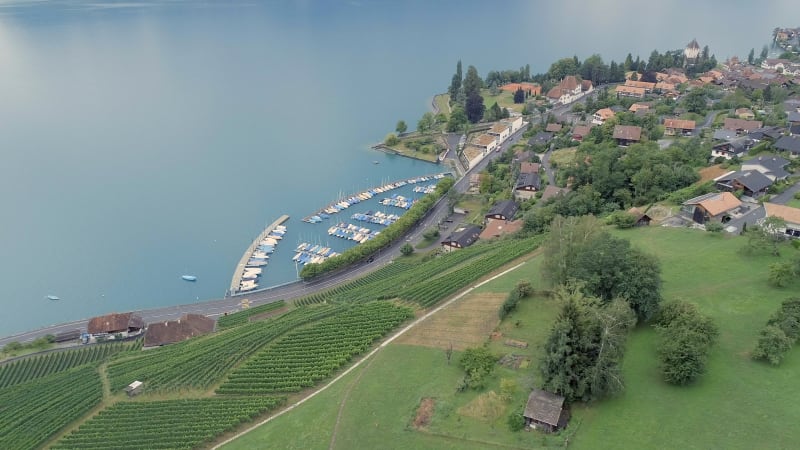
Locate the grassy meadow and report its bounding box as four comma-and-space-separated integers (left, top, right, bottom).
223, 227, 800, 449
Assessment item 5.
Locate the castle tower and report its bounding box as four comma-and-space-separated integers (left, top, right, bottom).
684, 39, 700, 65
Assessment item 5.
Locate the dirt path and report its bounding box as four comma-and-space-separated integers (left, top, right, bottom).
211, 259, 529, 450
328, 355, 379, 450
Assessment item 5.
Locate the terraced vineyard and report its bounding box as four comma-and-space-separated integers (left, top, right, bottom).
0, 340, 137, 389
216, 300, 287, 329
52, 396, 286, 450
217, 301, 412, 394
107, 304, 341, 392
0, 365, 102, 450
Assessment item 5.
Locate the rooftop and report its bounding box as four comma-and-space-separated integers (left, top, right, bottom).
524, 389, 566, 427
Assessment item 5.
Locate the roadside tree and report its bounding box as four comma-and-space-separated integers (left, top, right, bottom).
395, 120, 407, 134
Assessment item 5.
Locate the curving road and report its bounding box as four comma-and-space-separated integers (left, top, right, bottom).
0, 125, 528, 348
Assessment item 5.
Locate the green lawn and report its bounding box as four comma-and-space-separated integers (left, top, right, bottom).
223, 227, 800, 450
481, 89, 525, 113
434, 94, 451, 117
785, 197, 800, 209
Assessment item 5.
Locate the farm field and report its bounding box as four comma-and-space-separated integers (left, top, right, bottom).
224, 227, 800, 450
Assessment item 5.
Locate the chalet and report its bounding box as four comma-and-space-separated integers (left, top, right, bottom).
571, 124, 593, 142
711, 139, 752, 160
125, 381, 143, 397
723, 118, 763, 134
741, 155, 790, 181
540, 185, 570, 203
624, 79, 656, 92
712, 129, 737, 141
87, 312, 144, 339
612, 125, 642, 146
592, 108, 615, 125
714, 170, 773, 198
581, 80, 594, 94
615, 85, 646, 99
143, 313, 216, 348
523, 389, 569, 433
487, 123, 511, 144
663, 118, 696, 136
682, 192, 742, 224
546, 75, 583, 104
441, 225, 481, 252
520, 161, 540, 174
515, 172, 542, 199
479, 219, 523, 240
528, 132, 553, 147
747, 127, 783, 143
501, 116, 525, 134
629, 103, 650, 113
545, 123, 563, 133
774, 135, 800, 157
762, 203, 800, 238
473, 133, 498, 153
500, 82, 541, 96
627, 207, 652, 226
654, 81, 676, 92
735, 108, 755, 120
485, 200, 519, 222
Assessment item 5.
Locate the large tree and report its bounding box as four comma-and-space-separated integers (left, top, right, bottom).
465, 92, 485, 123
448, 60, 463, 100
462, 65, 483, 97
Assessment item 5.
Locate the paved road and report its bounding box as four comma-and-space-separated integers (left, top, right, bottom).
770, 180, 800, 205
0, 126, 528, 348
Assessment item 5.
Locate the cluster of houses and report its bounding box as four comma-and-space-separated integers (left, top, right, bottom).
712, 100, 800, 160
460, 116, 525, 170
82, 311, 215, 347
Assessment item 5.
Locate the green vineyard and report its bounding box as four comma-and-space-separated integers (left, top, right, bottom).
216, 299, 287, 329
217, 301, 413, 394
0, 365, 102, 450
106, 303, 341, 392
52, 396, 286, 450
0, 340, 137, 389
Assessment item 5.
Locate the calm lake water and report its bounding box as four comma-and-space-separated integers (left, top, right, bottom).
0, 0, 794, 336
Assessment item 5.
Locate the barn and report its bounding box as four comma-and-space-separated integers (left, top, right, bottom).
143, 314, 216, 348
86, 312, 145, 341
523, 389, 570, 433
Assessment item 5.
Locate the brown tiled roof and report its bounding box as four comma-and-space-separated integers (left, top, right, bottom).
475, 134, 496, 146
664, 119, 696, 130
500, 82, 541, 95
616, 85, 646, 96
693, 192, 742, 216
572, 124, 593, 137
545, 123, 563, 132
764, 203, 800, 225
629, 103, 650, 112
655, 81, 676, 91
489, 123, 510, 134
143, 314, 215, 347
479, 219, 523, 240
520, 162, 540, 174
612, 125, 642, 141
624, 79, 656, 90
581, 80, 593, 91
540, 185, 570, 202
594, 108, 615, 120
523, 389, 565, 427
87, 312, 144, 334
723, 118, 763, 131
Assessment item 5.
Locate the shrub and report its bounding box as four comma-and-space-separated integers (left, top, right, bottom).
507, 411, 526, 432
400, 243, 414, 256
705, 222, 724, 233
384, 133, 400, 146
655, 300, 718, 385
752, 325, 793, 365
458, 347, 497, 390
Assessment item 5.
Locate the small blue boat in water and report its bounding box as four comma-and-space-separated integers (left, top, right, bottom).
46, 295, 60, 301
181, 275, 197, 282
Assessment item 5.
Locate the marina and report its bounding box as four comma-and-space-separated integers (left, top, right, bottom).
301, 173, 447, 223
328, 222, 380, 243
292, 242, 340, 265
351, 211, 400, 226
228, 215, 290, 295
380, 194, 415, 209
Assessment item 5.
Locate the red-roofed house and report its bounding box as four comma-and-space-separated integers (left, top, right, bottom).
663, 119, 696, 136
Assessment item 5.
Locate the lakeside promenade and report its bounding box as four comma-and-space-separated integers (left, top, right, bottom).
0, 121, 530, 349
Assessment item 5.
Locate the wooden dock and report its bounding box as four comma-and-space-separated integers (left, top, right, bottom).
228, 214, 290, 296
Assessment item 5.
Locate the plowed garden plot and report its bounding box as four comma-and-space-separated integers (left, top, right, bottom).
396, 293, 505, 350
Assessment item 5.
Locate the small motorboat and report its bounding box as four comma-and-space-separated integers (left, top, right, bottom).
181, 275, 197, 282
373, 160, 380, 164
46, 295, 60, 301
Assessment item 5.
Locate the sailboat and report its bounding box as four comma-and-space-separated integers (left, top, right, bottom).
181, 275, 197, 282
46, 295, 60, 301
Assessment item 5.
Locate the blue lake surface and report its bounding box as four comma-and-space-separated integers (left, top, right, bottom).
0, 0, 794, 336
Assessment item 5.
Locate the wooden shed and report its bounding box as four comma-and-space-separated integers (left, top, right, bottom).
523, 389, 569, 433
125, 381, 143, 397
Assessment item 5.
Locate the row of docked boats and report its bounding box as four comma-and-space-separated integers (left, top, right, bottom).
239, 224, 287, 292
380, 194, 414, 210
293, 242, 340, 265
301, 172, 449, 223
328, 222, 380, 243
350, 211, 400, 226
413, 184, 437, 194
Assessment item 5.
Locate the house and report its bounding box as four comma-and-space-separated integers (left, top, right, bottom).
515, 172, 542, 199
125, 381, 144, 397
485, 200, 519, 222
581, 79, 594, 95
87, 312, 145, 338
654, 81, 676, 92
788, 111, 800, 125
612, 125, 642, 146
545, 123, 563, 133
624, 79, 656, 92
626, 207, 652, 226
790, 124, 800, 136
741, 155, 790, 181
546, 75, 583, 104
143, 313, 216, 347
479, 219, 523, 240
441, 225, 481, 252
540, 185, 570, 203
473, 133, 498, 153
487, 123, 511, 144
761, 58, 792, 71
629, 103, 650, 113
663, 118, 696, 136
615, 85, 646, 99
712, 129, 738, 141
735, 108, 755, 120
682, 192, 742, 224
723, 118, 764, 134
500, 82, 541, 96
520, 161, 540, 174
528, 132, 553, 147
592, 108, 615, 125
762, 203, 800, 238
711, 139, 752, 160
523, 389, 570, 433
775, 135, 800, 157
747, 127, 783, 143
502, 116, 525, 134
571, 124, 593, 142
714, 170, 773, 197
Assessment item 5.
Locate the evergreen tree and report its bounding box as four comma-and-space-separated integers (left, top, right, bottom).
463, 65, 483, 97
748, 48, 755, 65
448, 60, 463, 100
513, 87, 525, 104
465, 92, 485, 123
